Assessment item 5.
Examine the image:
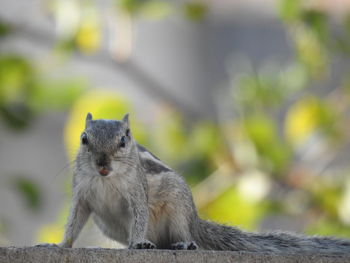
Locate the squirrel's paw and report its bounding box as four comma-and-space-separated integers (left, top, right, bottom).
129, 240, 156, 249
171, 241, 198, 250
35, 243, 60, 248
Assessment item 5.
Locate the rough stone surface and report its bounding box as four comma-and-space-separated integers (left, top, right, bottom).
1, 247, 350, 263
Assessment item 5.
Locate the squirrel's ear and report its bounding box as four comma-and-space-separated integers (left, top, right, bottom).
122, 113, 129, 127
85, 113, 93, 128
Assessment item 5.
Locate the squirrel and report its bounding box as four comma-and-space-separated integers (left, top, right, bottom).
39, 113, 350, 253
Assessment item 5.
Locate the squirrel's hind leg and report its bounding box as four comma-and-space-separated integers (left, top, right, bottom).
167, 207, 198, 250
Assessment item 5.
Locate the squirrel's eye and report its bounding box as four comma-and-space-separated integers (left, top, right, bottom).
120, 136, 126, 148
81, 132, 88, 145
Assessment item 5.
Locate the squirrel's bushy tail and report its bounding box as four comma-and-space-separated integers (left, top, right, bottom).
194, 219, 350, 253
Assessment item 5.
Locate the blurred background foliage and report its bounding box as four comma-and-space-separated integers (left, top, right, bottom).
1, 0, 350, 246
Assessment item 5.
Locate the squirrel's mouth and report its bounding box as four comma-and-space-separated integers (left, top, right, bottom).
98, 167, 112, 176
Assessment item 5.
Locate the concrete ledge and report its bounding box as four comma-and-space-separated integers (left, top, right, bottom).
1, 247, 350, 263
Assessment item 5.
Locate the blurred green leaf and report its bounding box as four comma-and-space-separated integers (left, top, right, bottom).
29, 78, 87, 112
294, 26, 328, 77
0, 55, 35, 105
75, 4, 101, 54
301, 10, 328, 43
13, 177, 42, 211
244, 115, 291, 173
279, 0, 302, 22
333, 36, 350, 55
344, 14, 350, 36
141, 0, 172, 20
183, 2, 207, 21
152, 110, 187, 163
189, 122, 222, 157
244, 115, 276, 149
282, 62, 309, 92
118, 0, 147, 15
342, 75, 350, 94
310, 183, 342, 218
200, 186, 269, 231
285, 95, 339, 147
180, 157, 214, 186
54, 38, 76, 55
234, 70, 287, 111
306, 218, 350, 238
331, 15, 350, 56
0, 103, 33, 130
0, 55, 87, 129
0, 21, 11, 37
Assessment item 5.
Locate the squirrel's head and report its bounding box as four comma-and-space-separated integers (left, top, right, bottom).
79, 112, 134, 177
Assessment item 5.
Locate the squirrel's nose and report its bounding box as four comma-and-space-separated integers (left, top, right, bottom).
99, 167, 111, 176
96, 154, 112, 176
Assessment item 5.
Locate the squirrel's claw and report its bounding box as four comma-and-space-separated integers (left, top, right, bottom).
129, 240, 156, 249
171, 241, 198, 250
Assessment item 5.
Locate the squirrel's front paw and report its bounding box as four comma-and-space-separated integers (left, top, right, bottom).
129, 240, 156, 249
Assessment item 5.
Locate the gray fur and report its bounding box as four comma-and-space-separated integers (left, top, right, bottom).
58, 114, 350, 253
140, 158, 172, 174
137, 144, 160, 161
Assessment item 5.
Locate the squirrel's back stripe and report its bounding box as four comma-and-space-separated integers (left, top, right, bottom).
137, 144, 172, 174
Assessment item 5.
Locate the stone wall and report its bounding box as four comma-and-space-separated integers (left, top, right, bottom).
1, 247, 349, 263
